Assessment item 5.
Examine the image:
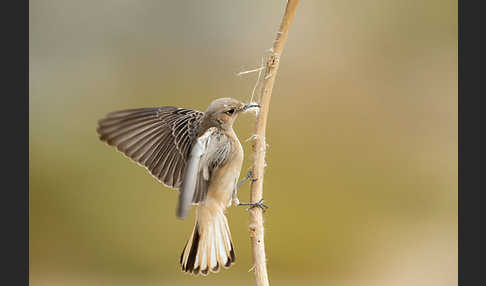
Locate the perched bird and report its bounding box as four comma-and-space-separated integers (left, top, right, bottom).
96, 98, 262, 276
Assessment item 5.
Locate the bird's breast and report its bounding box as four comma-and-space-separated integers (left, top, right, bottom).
206, 132, 244, 207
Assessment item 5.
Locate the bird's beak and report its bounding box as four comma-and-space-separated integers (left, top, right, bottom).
242, 103, 260, 112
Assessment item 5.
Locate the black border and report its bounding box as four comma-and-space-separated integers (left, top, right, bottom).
459, 0, 485, 285
1, 0, 29, 285
458, 0, 462, 284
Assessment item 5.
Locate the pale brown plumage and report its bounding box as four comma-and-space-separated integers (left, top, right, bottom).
97, 98, 259, 276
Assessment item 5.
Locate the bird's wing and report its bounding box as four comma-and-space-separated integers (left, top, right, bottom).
97, 107, 204, 189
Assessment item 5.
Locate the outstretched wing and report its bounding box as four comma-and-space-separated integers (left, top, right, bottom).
97, 107, 204, 189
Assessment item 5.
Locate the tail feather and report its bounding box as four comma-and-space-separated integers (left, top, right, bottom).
181, 210, 235, 275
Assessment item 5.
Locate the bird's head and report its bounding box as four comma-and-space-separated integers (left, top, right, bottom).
202, 98, 260, 131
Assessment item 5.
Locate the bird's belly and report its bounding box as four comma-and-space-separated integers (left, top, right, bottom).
206, 147, 243, 208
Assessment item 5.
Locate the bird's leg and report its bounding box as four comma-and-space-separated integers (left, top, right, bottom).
233, 170, 269, 211
238, 198, 269, 212
232, 170, 257, 207
237, 170, 257, 190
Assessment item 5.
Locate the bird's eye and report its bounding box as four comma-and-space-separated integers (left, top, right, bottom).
225, 109, 235, 115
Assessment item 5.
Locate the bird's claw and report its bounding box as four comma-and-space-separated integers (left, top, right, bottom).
238, 198, 269, 212
236, 170, 257, 191
248, 170, 258, 182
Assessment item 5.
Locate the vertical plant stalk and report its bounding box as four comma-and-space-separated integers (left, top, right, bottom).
248, 1, 300, 286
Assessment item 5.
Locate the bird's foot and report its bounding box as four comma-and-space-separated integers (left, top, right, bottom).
238, 198, 269, 212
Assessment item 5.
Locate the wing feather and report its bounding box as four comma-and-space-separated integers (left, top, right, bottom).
97, 106, 203, 189
98, 106, 234, 217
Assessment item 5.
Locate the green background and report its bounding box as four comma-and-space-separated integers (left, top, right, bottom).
30, 1, 457, 285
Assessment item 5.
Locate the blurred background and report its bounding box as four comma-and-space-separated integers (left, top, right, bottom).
30, 0, 457, 285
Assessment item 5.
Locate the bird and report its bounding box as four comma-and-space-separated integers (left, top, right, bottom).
96, 98, 263, 276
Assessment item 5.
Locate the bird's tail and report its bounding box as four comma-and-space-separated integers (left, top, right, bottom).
180, 207, 235, 275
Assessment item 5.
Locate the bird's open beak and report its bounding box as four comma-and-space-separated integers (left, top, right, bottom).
242, 103, 260, 112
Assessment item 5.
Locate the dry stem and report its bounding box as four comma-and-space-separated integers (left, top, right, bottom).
248, 1, 300, 286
